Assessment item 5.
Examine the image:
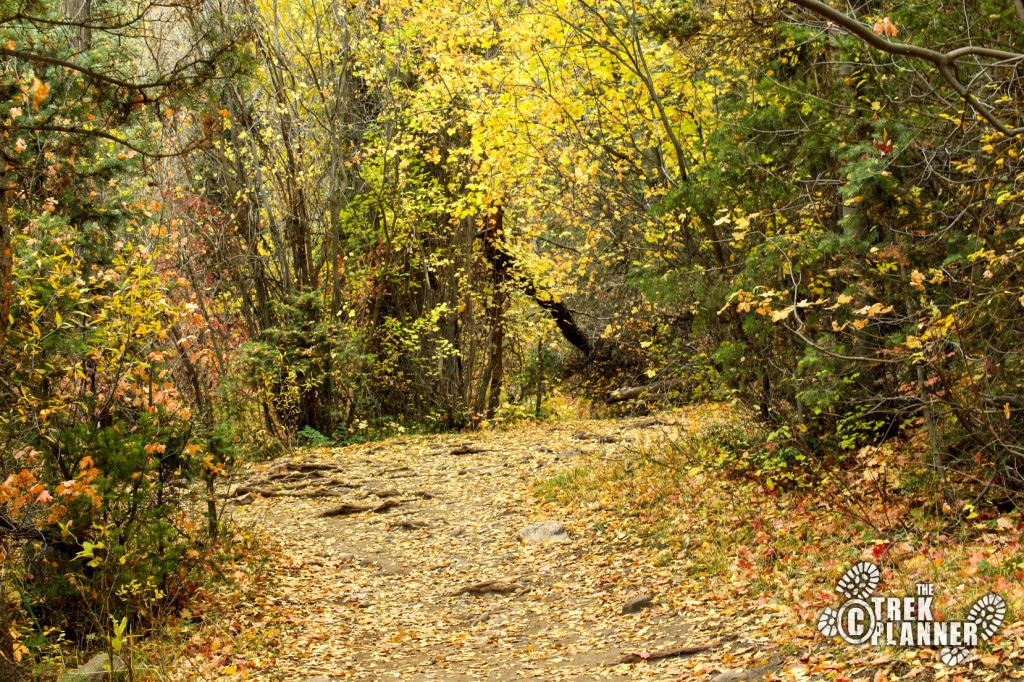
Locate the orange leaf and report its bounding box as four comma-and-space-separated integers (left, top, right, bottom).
31, 77, 49, 111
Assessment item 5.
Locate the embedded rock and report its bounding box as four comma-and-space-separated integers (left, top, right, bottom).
518, 520, 568, 544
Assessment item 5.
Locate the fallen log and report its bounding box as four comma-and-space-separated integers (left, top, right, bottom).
607, 378, 684, 404
274, 461, 339, 472
233, 487, 354, 499
232, 477, 358, 497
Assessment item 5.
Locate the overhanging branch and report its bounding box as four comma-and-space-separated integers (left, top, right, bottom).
479, 204, 594, 356
3, 124, 209, 159
785, 0, 1024, 136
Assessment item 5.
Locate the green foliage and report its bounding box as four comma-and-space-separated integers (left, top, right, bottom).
236, 291, 370, 435
681, 422, 816, 491
0, 0, 245, 668
6, 0, 1024, 670
297, 426, 334, 447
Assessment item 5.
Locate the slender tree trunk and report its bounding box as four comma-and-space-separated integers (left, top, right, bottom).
64, 0, 91, 51
0, 554, 12, 664
475, 341, 494, 416
535, 337, 544, 417
901, 271, 953, 505
480, 204, 508, 418
205, 471, 218, 543
170, 325, 220, 542
0, 191, 11, 347
486, 291, 504, 419
328, 169, 344, 316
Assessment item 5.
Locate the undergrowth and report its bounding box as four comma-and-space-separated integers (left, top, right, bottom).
536, 407, 1024, 667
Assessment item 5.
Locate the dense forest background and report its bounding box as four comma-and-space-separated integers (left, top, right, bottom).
2, 0, 1023, 673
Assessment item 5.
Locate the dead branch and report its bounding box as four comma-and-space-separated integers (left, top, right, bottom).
607, 378, 684, 403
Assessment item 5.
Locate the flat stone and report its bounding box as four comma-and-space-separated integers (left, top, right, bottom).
485, 614, 511, 630
59, 653, 126, 681
377, 559, 406, 575
518, 520, 568, 544
621, 593, 653, 614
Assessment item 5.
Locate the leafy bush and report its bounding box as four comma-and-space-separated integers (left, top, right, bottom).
674, 422, 818, 492
0, 216, 219, 663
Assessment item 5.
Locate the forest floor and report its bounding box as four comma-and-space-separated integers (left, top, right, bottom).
164, 407, 1024, 681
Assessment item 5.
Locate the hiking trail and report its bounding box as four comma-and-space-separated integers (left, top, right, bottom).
179, 413, 789, 681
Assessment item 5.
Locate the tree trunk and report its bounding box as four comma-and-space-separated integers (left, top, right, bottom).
0, 191, 11, 346
64, 0, 91, 51
532, 338, 547, 416
486, 291, 504, 419
479, 204, 508, 418
0, 559, 15, 678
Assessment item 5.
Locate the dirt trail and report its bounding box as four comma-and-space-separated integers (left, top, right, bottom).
207, 416, 780, 681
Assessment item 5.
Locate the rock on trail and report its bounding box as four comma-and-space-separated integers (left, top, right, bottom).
621, 593, 654, 615
518, 520, 569, 544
